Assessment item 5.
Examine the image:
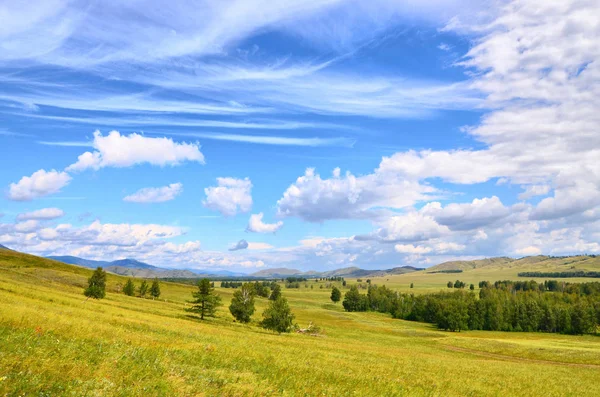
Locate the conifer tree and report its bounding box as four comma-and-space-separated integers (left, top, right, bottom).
84, 267, 107, 299
150, 279, 161, 299
330, 286, 341, 303
123, 278, 135, 296
187, 278, 222, 320
139, 280, 148, 297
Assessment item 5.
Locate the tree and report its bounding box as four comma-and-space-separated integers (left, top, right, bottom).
269, 283, 282, 301
260, 297, 295, 333
229, 283, 256, 323
447, 281, 453, 288
84, 267, 107, 299
150, 279, 161, 299
470, 284, 475, 291
331, 286, 342, 303
410, 283, 414, 289
187, 278, 222, 320
139, 280, 148, 297
342, 286, 367, 312
342, 280, 347, 287
123, 279, 135, 296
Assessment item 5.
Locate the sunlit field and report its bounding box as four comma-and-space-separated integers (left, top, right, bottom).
2, 249, 600, 396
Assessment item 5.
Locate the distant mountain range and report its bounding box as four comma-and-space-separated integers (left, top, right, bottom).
46, 255, 247, 278
30, 253, 600, 280
250, 265, 424, 278
46, 254, 424, 279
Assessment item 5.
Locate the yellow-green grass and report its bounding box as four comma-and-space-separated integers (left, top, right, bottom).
1, 249, 600, 396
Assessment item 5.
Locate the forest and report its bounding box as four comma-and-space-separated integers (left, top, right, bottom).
343, 280, 600, 334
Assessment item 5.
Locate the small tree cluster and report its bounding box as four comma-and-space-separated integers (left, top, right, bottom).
122, 278, 160, 299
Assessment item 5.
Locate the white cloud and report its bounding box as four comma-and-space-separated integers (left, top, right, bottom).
394, 244, 432, 254
8, 169, 72, 201
17, 207, 65, 220
424, 197, 510, 231
247, 242, 274, 250
246, 213, 283, 233
203, 177, 252, 216
277, 167, 436, 222
519, 185, 551, 201
123, 183, 183, 203
14, 220, 39, 233
66, 130, 204, 172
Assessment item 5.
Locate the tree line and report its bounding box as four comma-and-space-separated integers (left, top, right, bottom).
342, 282, 600, 334
518, 271, 600, 278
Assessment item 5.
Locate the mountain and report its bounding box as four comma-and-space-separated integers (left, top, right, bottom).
0, 244, 11, 251
251, 265, 424, 278
108, 258, 157, 269
251, 268, 304, 278
47, 255, 110, 268
46, 255, 246, 278
104, 266, 198, 278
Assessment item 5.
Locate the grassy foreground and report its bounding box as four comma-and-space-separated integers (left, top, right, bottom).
1, 249, 600, 396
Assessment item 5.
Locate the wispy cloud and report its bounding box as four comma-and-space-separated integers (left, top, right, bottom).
165, 131, 356, 147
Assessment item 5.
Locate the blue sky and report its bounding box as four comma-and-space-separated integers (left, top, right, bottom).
1, 0, 599, 272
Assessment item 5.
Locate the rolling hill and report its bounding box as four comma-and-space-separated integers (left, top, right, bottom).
2, 244, 600, 396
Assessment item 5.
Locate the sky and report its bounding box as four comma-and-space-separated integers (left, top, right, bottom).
1, 0, 599, 272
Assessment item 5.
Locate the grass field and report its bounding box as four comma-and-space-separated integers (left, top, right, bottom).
1, 249, 600, 396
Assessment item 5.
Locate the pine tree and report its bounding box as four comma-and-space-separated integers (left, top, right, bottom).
123, 279, 135, 296
260, 297, 295, 333
139, 280, 148, 297
229, 283, 256, 323
150, 279, 161, 299
84, 267, 107, 299
330, 286, 341, 303
187, 278, 222, 320
269, 284, 282, 301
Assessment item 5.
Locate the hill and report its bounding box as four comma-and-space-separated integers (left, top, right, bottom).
1, 247, 600, 396
428, 257, 514, 272
0, 244, 12, 251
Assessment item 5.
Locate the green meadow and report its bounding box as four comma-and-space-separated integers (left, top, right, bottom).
1, 249, 600, 396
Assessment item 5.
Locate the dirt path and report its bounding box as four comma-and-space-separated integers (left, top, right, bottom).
442, 344, 600, 369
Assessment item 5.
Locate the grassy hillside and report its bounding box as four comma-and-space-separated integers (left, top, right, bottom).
2, 249, 600, 396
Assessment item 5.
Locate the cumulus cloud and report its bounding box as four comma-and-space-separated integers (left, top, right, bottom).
229, 239, 249, 251
519, 185, 551, 201
8, 169, 72, 201
66, 130, 204, 172
16, 207, 65, 221
277, 167, 436, 222
123, 183, 183, 203
424, 197, 510, 231
246, 213, 283, 233
203, 177, 252, 216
